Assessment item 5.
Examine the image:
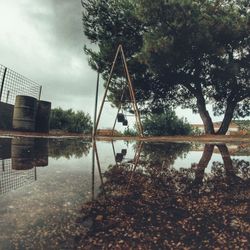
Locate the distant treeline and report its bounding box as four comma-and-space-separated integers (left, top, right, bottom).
50, 107, 92, 133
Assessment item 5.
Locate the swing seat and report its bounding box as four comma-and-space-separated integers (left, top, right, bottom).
117, 113, 125, 122
123, 119, 128, 126
121, 149, 127, 156
115, 153, 123, 162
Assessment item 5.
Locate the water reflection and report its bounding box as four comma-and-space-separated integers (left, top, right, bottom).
0, 138, 91, 195
49, 139, 91, 159
81, 142, 250, 249
12, 138, 36, 170
0, 138, 249, 249
191, 144, 250, 192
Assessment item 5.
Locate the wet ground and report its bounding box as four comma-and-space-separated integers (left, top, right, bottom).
0, 137, 249, 249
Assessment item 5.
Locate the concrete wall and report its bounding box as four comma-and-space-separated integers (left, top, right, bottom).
0, 102, 14, 130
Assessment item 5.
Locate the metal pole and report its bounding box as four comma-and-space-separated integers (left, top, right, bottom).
91, 67, 100, 199
93, 141, 106, 198
2, 160, 4, 172
0, 67, 7, 102
91, 140, 95, 201
34, 167, 37, 181
38, 86, 42, 100
6, 90, 10, 103
94, 142, 105, 187
93, 70, 100, 137
91, 68, 100, 200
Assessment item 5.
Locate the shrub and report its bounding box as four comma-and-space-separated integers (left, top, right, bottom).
143, 111, 192, 136
50, 107, 92, 133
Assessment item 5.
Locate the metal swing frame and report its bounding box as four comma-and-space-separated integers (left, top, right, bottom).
94, 44, 144, 137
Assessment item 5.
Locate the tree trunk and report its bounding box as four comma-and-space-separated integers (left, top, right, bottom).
192, 144, 215, 186
184, 82, 215, 134
196, 97, 215, 134
217, 144, 242, 184
216, 102, 237, 135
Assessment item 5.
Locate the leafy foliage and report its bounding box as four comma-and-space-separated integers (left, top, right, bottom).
136, 0, 250, 133
50, 107, 92, 133
82, 0, 160, 111
142, 110, 192, 136
123, 127, 138, 136
48, 139, 91, 159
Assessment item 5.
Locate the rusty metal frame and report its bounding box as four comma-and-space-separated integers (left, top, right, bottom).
93, 140, 143, 196
94, 44, 144, 137
126, 142, 143, 191
92, 140, 106, 200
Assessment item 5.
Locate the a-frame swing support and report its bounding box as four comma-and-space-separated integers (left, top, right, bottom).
94, 45, 144, 137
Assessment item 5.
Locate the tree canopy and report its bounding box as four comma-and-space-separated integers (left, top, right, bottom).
82, 0, 250, 135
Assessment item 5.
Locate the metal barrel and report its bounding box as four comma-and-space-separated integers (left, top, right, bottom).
33, 138, 49, 167
35, 100, 51, 133
12, 95, 37, 132
0, 138, 11, 159
11, 138, 34, 170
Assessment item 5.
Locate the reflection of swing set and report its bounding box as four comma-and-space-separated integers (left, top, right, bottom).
94, 45, 144, 137
91, 140, 143, 200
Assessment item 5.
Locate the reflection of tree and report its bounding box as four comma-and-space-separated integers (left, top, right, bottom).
233, 159, 250, 180
141, 142, 191, 166
217, 144, 243, 184
191, 144, 250, 192
232, 144, 250, 156
78, 143, 250, 249
48, 139, 91, 159
133, 142, 192, 188
191, 144, 215, 187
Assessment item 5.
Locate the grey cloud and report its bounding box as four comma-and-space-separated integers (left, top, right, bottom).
23, 0, 89, 54
13, 0, 97, 110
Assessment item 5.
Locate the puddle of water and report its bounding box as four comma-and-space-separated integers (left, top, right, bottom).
0, 138, 249, 249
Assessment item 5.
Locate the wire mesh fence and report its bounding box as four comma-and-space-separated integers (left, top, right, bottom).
0, 159, 36, 195
0, 64, 41, 105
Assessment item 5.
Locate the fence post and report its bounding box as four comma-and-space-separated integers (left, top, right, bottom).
6, 90, 10, 103
38, 86, 42, 100
0, 67, 7, 102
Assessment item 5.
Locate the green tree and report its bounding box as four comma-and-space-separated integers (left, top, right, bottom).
82, 0, 158, 110
50, 107, 92, 133
143, 110, 192, 136
82, 0, 250, 135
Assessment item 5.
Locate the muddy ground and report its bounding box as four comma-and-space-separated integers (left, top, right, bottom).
0, 130, 249, 143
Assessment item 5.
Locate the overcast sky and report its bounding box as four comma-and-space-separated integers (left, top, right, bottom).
0, 0, 227, 128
